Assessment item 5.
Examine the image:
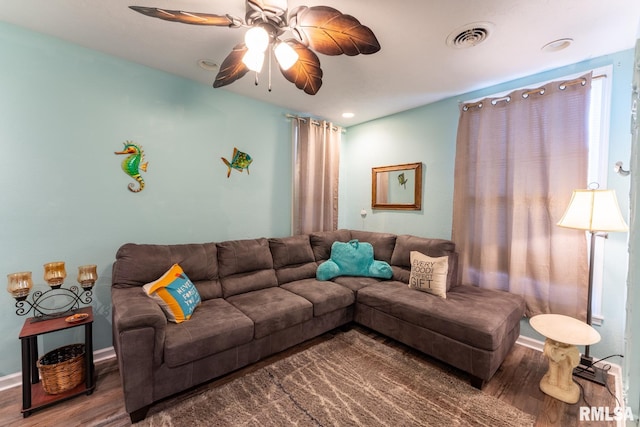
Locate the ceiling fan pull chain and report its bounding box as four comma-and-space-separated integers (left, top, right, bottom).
268, 49, 273, 92
255, 72, 259, 86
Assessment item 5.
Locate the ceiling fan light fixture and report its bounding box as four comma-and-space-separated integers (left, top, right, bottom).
129, 2, 381, 95
244, 26, 270, 52
242, 49, 265, 72
274, 42, 299, 70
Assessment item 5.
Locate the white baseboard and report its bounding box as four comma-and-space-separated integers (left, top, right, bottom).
0, 346, 115, 392
0, 372, 22, 393
93, 346, 116, 363
516, 334, 544, 351
516, 335, 623, 379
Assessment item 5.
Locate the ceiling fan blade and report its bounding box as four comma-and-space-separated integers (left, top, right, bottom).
290, 6, 381, 56
279, 40, 323, 95
213, 44, 250, 89
129, 6, 234, 26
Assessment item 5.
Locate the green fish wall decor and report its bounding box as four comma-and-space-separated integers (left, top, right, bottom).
115, 141, 148, 192
398, 172, 408, 189
221, 147, 252, 178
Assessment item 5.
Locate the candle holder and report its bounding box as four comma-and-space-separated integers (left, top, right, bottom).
43, 261, 67, 289
7, 262, 98, 322
7, 272, 34, 301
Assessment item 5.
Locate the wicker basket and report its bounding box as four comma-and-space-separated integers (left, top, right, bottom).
37, 343, 86, 395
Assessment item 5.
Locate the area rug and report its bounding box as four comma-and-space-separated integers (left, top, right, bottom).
139, 330, 535, 426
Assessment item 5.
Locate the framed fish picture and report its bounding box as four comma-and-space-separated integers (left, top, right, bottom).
371, 162, 422, 210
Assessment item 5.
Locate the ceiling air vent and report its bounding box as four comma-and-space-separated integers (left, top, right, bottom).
446, 22, 494, 48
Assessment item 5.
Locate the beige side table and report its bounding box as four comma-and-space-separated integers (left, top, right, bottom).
530, 314, 600, 404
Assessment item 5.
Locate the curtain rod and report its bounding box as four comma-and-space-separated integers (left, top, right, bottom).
285, 114, 345, 133
462, 73, 606, 110
522, 74, 605, 97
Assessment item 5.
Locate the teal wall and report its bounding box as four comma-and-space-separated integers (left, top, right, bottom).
341, 50, 634, 365
339, 103, 456, 237
1, 19, 637, 414
0, 22, 295, 376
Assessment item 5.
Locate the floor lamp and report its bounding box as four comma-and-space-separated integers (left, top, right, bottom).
557, 186, 628, 386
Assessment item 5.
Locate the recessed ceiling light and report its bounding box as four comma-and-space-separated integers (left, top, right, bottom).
197, 59, 218, 71
541, 38, 573, 52
342, 112, 355, 119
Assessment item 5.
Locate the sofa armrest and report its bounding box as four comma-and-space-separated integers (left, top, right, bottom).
112, 286, 167, 365
112, 286, 168, 416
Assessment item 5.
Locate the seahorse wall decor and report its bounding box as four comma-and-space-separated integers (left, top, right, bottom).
114, 141, 148, 192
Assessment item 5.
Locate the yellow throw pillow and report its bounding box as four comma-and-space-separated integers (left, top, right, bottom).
143, 264, 201, 323
408, 251, 448, 299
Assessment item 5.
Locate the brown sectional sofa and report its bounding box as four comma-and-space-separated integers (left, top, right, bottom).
111, 230, 525, 422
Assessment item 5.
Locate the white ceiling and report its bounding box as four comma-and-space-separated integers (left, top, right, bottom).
1, 0, 639, 126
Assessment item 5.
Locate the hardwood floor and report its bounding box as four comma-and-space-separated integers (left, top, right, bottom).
0, 326, 619, 427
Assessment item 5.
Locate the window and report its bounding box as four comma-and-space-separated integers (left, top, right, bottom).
587, 66, 613, 324
459, 66, 612, 321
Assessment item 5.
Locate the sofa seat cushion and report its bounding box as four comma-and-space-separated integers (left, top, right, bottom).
281, 279, 355, 317
357, 282, 524, 351
332, 276, 382, 292
227, 287, 313, 339
164, 298, 254, 367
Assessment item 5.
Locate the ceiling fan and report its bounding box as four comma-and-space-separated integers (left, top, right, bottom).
129, 0, 381, 95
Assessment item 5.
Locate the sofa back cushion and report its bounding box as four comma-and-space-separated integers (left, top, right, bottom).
269, 235, 317, 285
217, 238, 278, 297
112, 242, 222, 300
349, 231, 397, 263
309, 229, 352, 262
390, 235, 459, 290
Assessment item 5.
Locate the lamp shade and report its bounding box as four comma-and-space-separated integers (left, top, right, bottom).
557, 189, 628, 232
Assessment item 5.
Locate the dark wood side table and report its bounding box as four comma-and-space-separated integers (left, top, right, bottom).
18, 306, 95, 417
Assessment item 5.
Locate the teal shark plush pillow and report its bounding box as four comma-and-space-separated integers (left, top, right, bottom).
316, 240, 393, 281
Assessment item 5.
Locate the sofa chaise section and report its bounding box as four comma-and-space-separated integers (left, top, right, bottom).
356, 282, 524, 386
355, 234, 525, 386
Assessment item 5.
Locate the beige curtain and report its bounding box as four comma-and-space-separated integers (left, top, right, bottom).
292, 117, 341, 235
452, 73, 592, 319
